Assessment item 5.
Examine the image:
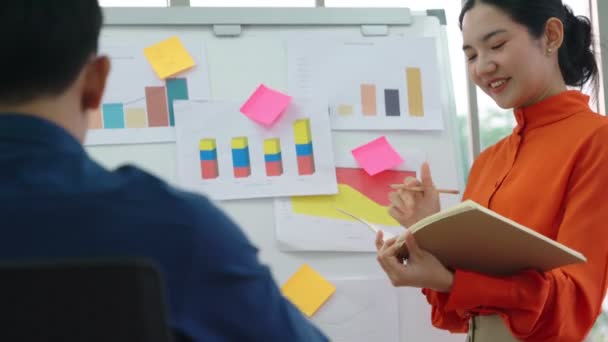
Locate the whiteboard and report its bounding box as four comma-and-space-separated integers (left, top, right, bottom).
87, 7, 465, 342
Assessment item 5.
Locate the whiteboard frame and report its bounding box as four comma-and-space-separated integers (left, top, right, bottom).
103, 7, 412, 25
93, 9, 466, 341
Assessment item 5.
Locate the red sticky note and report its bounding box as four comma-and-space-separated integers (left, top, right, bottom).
240, 84, 292, 126
351, 137, 404, 176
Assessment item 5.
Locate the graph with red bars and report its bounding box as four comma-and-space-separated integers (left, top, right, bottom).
198, 119, 318, 180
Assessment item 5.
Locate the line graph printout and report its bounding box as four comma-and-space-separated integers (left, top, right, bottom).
288, 36, 443, 130
275, 147, 425, 252
85, 34, 210, 145
174, 100, 337, 200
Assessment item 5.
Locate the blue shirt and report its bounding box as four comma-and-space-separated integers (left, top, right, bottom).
0, 114, 328, 342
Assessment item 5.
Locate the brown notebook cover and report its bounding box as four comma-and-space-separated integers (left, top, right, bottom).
396, 200, 586, 276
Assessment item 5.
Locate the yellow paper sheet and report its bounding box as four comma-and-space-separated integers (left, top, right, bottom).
143, 36, 196, 79
281, 264, 336, 317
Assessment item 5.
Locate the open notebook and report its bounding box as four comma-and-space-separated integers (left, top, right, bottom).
394, 200, 586, 276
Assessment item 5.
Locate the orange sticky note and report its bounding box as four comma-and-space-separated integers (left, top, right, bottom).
143, 36, 196, 79
281, 264, 336, 317
351, 136, 403, 176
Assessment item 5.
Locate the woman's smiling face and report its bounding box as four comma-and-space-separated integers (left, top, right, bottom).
461, 3, 562, 109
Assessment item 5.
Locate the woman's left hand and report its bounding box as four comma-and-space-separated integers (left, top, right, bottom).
375, 230, 454, 293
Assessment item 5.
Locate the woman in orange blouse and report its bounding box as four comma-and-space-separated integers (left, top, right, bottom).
375, 1, 608, 341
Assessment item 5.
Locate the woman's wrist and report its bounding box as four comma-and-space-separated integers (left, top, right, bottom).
434, 269, 454, 293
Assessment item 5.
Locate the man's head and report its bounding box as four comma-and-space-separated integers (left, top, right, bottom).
0, 0, 109, 142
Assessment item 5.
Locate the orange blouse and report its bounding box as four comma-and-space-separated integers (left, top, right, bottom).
423, 90, 608, 341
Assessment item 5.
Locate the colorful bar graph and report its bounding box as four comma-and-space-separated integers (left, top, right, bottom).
294, 119, 315, 175
145, 86, 170, 127
231, 137, 251, 178
337, 105, 353, 116
406, 68, 424, 117
361, 84, 377, 116
98, 77, 189, 131
89, 107, 103, 129
125, 108, 147, 128
166, 78, 189, 126
199, 138, 219, 179
102, 103, 125, 129
264, 138, 283, 177
384, 89, 401, 117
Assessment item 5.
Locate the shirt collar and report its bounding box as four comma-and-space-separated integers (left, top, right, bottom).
0, 113, 84, 154
513, 90, 591, 135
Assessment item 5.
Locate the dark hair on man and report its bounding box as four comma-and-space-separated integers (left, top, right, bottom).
459, 0, 598, 89
0, 1, 103, 105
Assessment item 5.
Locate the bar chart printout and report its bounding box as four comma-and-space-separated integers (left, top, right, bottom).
174, 100, 337, 200
232, 137, 252, 178
97, 78, 188, 130
294, 119, 315, 175
287, 37, 443, 130
199, 138, 219, 179
264, 138, 284, 177
85, 36, 210, 145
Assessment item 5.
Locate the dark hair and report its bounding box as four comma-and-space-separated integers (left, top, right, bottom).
0, 1, 103, 105
459, 0, 598, 89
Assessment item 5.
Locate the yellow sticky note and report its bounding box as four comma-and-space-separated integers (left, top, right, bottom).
281, 264, 336, 317
143, 36, 196, 79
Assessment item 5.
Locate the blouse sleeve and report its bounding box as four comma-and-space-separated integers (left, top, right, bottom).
426, 124, 608, 341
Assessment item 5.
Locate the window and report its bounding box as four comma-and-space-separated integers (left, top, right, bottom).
99, 0, 168, 6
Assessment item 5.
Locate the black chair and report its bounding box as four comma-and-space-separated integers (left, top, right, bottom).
0, 258, 174, 342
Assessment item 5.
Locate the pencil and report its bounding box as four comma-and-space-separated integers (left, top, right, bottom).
389, 184, 460, 195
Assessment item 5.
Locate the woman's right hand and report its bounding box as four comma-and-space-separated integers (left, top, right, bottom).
388, 162, 441, 228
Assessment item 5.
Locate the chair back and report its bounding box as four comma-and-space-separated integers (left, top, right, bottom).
0, 258, 173, 342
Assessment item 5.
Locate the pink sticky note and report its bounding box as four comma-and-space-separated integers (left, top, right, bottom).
351, 137, 404, 176
240, 84, 292, 126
